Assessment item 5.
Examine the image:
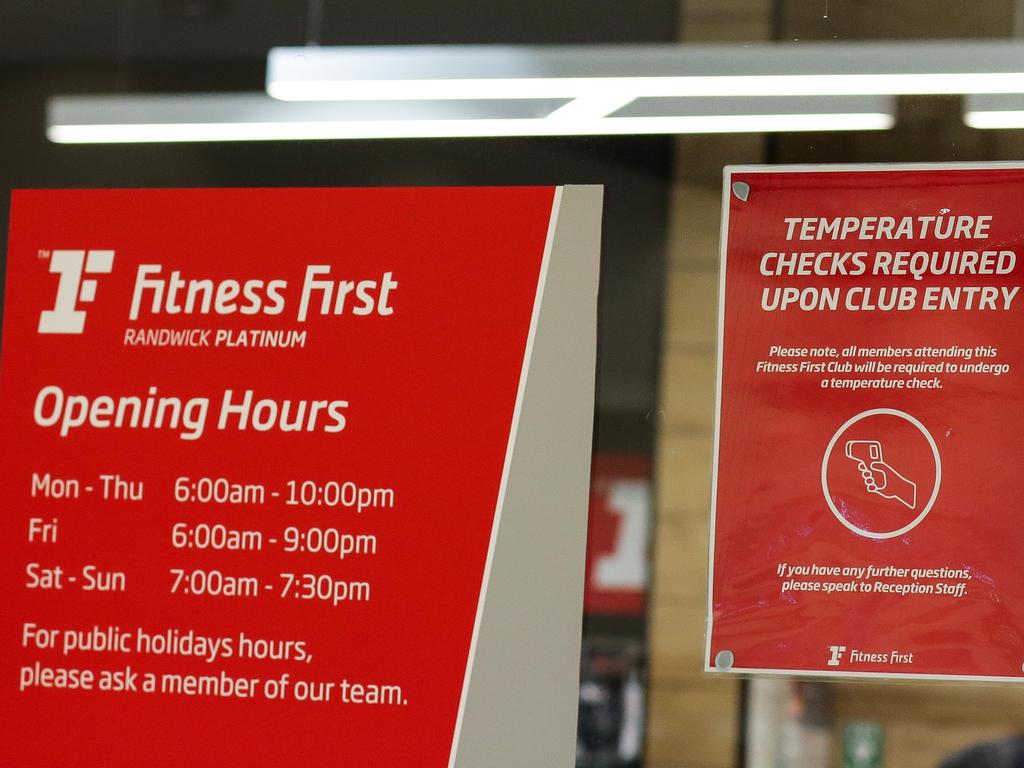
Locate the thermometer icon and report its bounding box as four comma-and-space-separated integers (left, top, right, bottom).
845, 439, 917, 510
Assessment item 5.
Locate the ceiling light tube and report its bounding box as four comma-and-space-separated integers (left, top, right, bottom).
545, 94, 638, 121
46, 93, 895, 143
266, 41, 1024, 102
963, 93, 1024, 129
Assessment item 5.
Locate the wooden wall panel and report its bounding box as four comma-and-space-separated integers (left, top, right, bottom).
648, 6, 1024, 768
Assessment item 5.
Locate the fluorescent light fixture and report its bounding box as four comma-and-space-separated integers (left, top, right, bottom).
47, 93, 894, 143
267, 41, 1024, 102
964, 93, 1024, 129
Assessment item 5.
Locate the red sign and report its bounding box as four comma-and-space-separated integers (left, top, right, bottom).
708, 165, 1024, 681
1, 187, 565, 764
584, 455, 650, 616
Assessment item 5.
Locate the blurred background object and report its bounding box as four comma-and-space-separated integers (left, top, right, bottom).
577, 640, 647, 768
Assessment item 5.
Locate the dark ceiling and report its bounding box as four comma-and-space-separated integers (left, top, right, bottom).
0, 0, 678, 61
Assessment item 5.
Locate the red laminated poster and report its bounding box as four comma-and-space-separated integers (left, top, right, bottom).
707, 164, 1024, 681
1, 187, 601, 766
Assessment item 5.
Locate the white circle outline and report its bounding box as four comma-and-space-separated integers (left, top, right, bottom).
821, 408, 941, 540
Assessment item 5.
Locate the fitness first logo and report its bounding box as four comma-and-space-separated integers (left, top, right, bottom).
38, 250, 115, 334
827, 645, 846, 666
33, 250, 396, 348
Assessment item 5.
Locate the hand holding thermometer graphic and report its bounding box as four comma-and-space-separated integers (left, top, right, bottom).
845, 440, 918, 510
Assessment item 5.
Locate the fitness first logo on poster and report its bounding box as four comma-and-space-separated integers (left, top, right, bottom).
35, 249, 399, 348
37, 249, 115, 334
